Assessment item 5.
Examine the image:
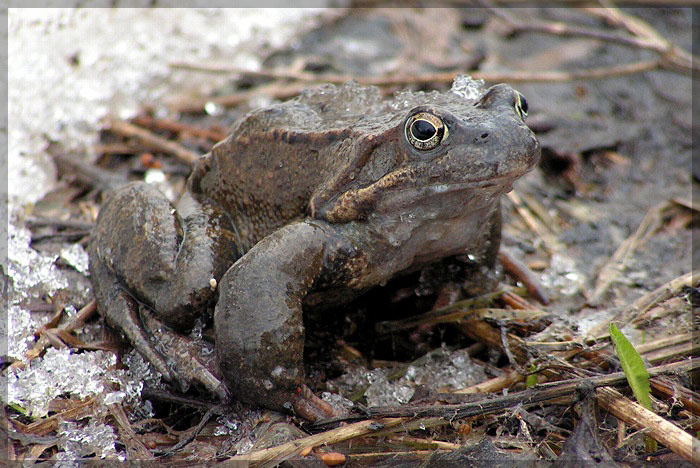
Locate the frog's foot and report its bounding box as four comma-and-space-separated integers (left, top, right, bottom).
89, 253, 177, 383
292, 385, 341, 422
140, 308, 227, 400
90, 252, 226, 399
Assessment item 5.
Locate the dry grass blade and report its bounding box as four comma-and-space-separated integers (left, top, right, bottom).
23, 397, 97, 437
586, 271, 699, 342
106, 403, 155, 461
507, 190, 562, 254
8, 300, 97, 372
589, 202, 667, 305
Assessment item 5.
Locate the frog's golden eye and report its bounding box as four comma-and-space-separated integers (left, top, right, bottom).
515, 92, 528, 120
405, 112, 448, 151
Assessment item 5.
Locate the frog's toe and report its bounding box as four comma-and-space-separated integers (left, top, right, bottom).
292, 385, 346, 422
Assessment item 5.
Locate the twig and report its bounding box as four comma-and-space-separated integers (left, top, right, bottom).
51, 149, 128, 192
131, 115, 227, 143
221, 418, 409, 467
491, 7, 697, 75
157, 404, 222, 457
22, 397, 98, 437
596, 386, 699, 464
25, 217, 94, 231
355, 359, 697, 419
649, 376, 700, 417
454, 370, 524, 394
172, 59, 661, 89
104, 118, 201, 165
499, 249, 549, 304
168, 82, 311, 114
140, 388, 220, 414
587, 4, 697, 74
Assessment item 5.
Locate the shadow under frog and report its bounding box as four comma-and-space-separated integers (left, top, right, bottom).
88, 81, 540, 421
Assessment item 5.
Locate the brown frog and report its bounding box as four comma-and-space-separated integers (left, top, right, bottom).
88, 80, 539, 421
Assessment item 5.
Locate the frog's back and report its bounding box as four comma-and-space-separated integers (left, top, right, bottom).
186, 83, 383, 249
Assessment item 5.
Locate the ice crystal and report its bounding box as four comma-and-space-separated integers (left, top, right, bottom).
59, 243, 90, 276
57, 420, 121, 462
450, 74, 486, 100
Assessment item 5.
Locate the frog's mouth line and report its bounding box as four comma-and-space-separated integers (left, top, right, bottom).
421, 173, 521, 194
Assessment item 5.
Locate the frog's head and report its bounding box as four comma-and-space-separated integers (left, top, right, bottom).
310, 84, 540, 223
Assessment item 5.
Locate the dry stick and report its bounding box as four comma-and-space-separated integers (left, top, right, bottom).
131, 115, 227, 142
491, 6, 696, 75
499, 249, 550, 304
454, 370, 524, 394
585, 271, 699, 343
649, 375, 700, 417
221, 418, 408, 467
168, 81, 311, 114
172, 59, 661, 88
104, 118, 201, 165
588, 4, 696, 74
359, 359, 697, 419
589, 202, 667, 305
597, 386, 699, 464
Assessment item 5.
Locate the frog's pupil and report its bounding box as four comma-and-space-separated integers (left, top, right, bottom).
518, 94, 528, 115
412, 119, 436, 141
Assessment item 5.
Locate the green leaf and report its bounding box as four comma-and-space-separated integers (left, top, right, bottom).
525, 364, 538, 388
609, 323, 652, 410
8, 402, 27, 416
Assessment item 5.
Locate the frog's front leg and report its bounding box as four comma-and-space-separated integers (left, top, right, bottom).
214, 221, 341, 421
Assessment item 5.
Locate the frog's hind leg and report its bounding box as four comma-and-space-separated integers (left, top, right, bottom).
89, 182, 239, 396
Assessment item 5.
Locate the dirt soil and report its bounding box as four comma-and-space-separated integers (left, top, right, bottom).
9, 7, 698, 466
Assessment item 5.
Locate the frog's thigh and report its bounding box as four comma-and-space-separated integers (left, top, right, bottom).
91, 182, 239, 329
214, 221, 328, 413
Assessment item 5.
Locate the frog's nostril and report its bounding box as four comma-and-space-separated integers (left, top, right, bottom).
475, 132, 489, 143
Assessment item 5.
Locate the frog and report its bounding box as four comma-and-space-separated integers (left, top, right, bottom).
88, 80, 540, 421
